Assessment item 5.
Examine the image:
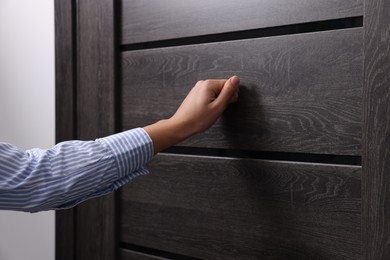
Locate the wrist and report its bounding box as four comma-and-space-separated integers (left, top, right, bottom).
158, 118, 187, 144
143, 118, 191, 154
167, 116, 199, 141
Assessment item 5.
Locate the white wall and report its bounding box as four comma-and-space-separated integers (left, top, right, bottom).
0, 0, 55, 260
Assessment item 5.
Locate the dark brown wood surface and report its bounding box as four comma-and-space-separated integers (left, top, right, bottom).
55, 0, 75, 143
120, 154, 362, 260
77, 0, 116, 140
73, 0, 118, 259
55, 208, 74, 260
121, 0, 363, 44
362, 0, 390, 259
120, 249, 169, 260
121, 28, 363, 155
54, 0, 75, 259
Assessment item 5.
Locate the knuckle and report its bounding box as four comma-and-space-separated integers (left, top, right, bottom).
203, 79, 212, 85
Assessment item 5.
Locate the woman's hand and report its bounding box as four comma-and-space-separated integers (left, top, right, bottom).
144, 76, 240, 154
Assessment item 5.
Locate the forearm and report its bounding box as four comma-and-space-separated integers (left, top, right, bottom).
143, 119, 192, 155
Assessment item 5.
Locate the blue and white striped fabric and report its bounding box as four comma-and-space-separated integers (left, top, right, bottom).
0, 128, 153, 212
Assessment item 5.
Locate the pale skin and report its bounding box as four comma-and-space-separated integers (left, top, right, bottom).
144, 75, 240, 154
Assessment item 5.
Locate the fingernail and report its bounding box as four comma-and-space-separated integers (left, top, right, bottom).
230, 75, 240, 86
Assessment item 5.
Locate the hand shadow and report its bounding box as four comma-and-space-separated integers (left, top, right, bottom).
219, 82, 268, 152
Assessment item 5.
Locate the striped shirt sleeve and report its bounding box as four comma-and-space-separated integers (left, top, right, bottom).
0, 128, 153, 212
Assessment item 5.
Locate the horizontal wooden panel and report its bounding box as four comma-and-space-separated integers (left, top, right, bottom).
121, 0, 363, 44
121, 28, 363, 155
120, 154, 362, 260
120, 249, 168, 260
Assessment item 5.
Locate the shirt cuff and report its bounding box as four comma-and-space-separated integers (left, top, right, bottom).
96, 128, 154, 179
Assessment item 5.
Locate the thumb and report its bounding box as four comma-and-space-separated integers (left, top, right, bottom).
215, 76, 240, 107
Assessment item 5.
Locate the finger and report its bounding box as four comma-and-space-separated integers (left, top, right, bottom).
214, 76, 240, 106
203, 79, 228, 97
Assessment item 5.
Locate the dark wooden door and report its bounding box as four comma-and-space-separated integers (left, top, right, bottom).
55, 0, 390, 259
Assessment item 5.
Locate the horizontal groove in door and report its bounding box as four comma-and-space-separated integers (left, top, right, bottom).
163, 147, 362, 166
119, 154, 362, 260
121, 28, 363, 155
120, 244, 200, 260
121, 0, 363, 44
121, 17, 363, 51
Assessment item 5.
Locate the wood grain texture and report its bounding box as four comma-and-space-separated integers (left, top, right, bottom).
120, 249, 169, 260
54, 0, 75, 259
120, 154, 362, 260
362, 0, 390, 259
121, 28, 363, 155
77, 0, 116, 140
121, 0, 363, 44
74, 0, 117, 259
55, 0, 75, 143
